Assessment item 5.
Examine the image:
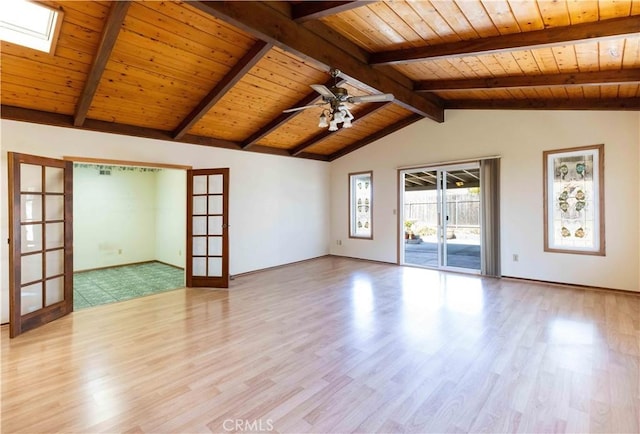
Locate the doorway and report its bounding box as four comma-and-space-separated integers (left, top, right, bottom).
400, 163, 481, 273
71, 162, 186, 310
8, 152, 231, 337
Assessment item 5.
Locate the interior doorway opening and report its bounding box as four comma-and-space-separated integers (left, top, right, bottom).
400, 163, 481, 273
72, 162, 186, 310
7, 152, 204, 337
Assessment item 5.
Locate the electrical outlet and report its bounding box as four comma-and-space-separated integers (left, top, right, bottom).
337, 240, 342, 246
118, 249, 123, 255
178, 249, 182, 256
513, 254, 519, 262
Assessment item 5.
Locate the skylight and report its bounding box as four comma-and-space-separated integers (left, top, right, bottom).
0, 0, 63, 54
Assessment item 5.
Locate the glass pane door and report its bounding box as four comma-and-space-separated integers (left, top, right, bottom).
403, 169, 439, 268
442, 168, 481, 271
401, 164, 481, 273
9, 152, 73, 338
186, 168, 229, 288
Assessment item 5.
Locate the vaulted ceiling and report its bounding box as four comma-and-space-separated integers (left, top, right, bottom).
2, 1, 639, 161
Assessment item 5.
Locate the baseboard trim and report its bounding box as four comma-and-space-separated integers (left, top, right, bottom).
155, 260, 185, 271
501, 275, 640, 296
231, 254, 331, 280
327, 254, 396, 266
75, 260, 184, 274
330, 255, 640, 296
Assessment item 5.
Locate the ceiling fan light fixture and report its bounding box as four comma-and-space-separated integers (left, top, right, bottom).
341, 109, 353, 128
333, 110, 344, 123
283, 68, 393, 131
318, 112, 328, 128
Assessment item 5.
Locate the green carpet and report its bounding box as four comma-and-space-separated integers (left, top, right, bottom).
73, 262, 185, 310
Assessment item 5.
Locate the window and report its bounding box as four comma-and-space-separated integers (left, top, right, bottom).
349, 171, 372, 239
0, 0, 63, 54
543, 144, 605, 255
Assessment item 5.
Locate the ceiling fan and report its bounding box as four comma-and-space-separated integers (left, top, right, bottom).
283, 69, 394, 131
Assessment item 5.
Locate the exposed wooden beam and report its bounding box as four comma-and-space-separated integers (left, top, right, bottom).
444, 97, 640, 111
242, 78, 347, 150
74, 1, 130, 127
329, 114, 423, 161
446, 172, 466, 182
463, 169, 479, 180
188, 1, 444, 122
404, 177, 424, 186
293, 152, 332, 162
408, 173, 435, 185
300, 19, 419, 92
2, 105, 329, 162
408, 173, 435, 184
288, 127, 335, 158
292, 1, 375, 23
173, 40, 272, 139
416, 69, 640, 91
370, 16, 640, 65
301, 20, 370, 64
406, 179, 480, 191
424, 172, 437, 179
290, 102, 390, 156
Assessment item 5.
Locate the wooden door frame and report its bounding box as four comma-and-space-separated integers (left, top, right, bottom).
8, 154, 193, 336
8, 152, 74, 337
186, 168, 230, 288
398, 162, 482, 274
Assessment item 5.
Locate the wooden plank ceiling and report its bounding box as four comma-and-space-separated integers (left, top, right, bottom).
2, 1, 639, 162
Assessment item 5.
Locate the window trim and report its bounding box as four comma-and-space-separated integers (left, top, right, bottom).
348, 171, 373, 240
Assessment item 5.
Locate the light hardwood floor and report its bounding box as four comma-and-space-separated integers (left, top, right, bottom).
2, 256, 639, 433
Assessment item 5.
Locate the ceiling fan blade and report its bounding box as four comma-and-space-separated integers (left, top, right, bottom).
348, 93, 395, 103
282, 104, 323, 113
310, 84, 336, 98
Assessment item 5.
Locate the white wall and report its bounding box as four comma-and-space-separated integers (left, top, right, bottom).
330, 110, 640, 292
73, 165, 158, 271
1, 120, 330, 323
155, 169, 186, 268
74, 165, 185, 271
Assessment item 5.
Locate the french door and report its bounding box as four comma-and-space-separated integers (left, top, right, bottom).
186, 168, 229, 288
401, 163, 481, 272
8, 153, 73, 337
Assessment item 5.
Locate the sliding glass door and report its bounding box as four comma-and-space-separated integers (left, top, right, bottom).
442, 168, 481, 270
401, 163, 481, 273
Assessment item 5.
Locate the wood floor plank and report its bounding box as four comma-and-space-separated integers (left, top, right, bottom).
1, 256, 638, 433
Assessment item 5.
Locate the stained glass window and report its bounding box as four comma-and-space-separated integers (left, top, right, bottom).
349, 171, 372, 239
544, 144, 604, 255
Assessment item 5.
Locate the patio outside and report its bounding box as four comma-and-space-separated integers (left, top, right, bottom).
404, 188, 481, 270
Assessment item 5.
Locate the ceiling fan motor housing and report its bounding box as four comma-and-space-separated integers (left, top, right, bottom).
328, 86, 349, 101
